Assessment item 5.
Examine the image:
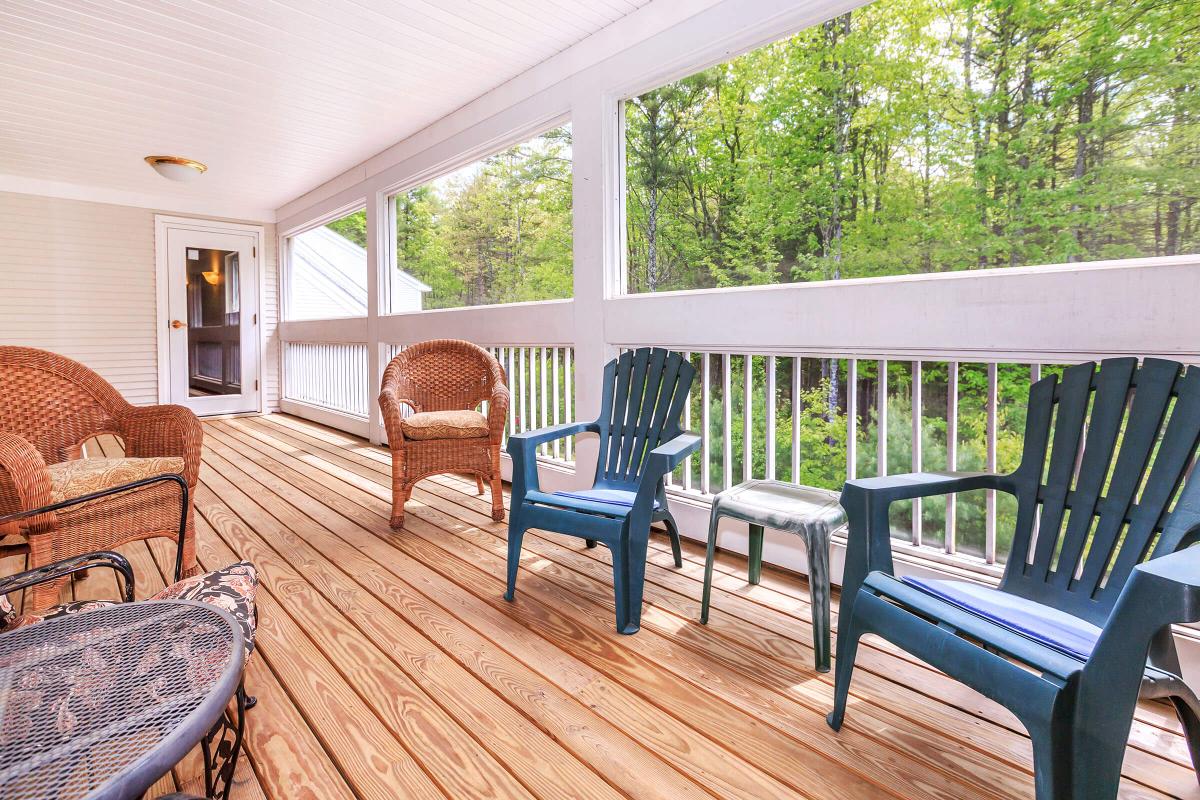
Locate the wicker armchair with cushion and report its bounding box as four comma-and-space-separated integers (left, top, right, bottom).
379, 339, 510, 526
0, 346, 203, 608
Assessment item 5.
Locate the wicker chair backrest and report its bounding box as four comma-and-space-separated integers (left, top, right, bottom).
381, 339, 504, 413
0, 347, 129, 464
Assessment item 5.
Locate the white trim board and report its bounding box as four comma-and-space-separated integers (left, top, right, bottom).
1, 175, 276, 224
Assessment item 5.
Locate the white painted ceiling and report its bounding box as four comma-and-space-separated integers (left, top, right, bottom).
0, 0, 653, 218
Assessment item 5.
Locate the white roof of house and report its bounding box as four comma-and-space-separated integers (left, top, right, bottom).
290, 227, 429, 319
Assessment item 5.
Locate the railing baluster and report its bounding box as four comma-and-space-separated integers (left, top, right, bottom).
946, 360, 959, 554
701, 352, 711, 495
743, 354, 753, 482
912, 360, 923, 547
565, 347, 573, 462
516, 347, 525, 434
877, 359, 888, 477
686, 352, 696, 491
552, 348, 561, 461
722, 353, 732, 493
540, 346, 548, 456
765, 355, 776, 481
846, 359, 857, 481
986, 361, 998, 564
792, 356, 801, 483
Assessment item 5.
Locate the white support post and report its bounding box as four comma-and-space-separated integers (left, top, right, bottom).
366, 195, 385, 444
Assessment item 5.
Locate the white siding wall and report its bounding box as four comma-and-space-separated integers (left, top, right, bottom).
0, 191, 278, 409
0, 192, 158, 403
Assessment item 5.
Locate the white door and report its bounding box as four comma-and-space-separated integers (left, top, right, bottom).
162, 223, 260, 415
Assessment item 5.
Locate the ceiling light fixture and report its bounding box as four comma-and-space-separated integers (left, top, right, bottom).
144, 155, 207, 182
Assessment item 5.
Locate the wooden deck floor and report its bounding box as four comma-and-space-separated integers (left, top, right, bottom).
56, 414, 1200, 799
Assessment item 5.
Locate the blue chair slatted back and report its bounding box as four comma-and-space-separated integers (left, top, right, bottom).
594, 347, 696, 491
1002, 357, 1200, 626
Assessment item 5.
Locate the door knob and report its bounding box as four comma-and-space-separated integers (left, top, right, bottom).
170, 319, 187, 329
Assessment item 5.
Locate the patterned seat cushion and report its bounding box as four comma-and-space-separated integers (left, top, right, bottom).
400, 410, 489, 441
0, 562, 258, 660
152, 561, 258, 658
47, 456, 186, 503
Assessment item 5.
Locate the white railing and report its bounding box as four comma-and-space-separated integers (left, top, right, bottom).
647, 352, 1057, 567
282, 342, 370, 418
489, 346, 576, 464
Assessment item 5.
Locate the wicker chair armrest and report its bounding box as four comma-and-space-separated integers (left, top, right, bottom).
379, 387, 418, 445
0, 431, 53, 516
117, 404, 202, 485
486, 382, 510, 441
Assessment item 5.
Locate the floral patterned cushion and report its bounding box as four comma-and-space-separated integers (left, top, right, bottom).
0, 593, 17, 627
47, 456, 186, 503
400, 410, 489, 441
152, 562, 258, 658
4, 599, 121, 631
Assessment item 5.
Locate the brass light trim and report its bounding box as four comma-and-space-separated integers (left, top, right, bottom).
144, 155, 208, 173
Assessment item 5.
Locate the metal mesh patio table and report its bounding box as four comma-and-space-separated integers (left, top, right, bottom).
0, 599, 244, 800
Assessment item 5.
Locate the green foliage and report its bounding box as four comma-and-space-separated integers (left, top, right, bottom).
626, 0, 1200, 291
392, 126, 573, 309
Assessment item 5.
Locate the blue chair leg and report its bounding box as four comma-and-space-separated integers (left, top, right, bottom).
1028, 720, 1071, 800
504, 523, 527, 602
613, 533, 651, 635
661, 512, 683, 568
585, 539, 597, 549
1170, 696, 1200, 783
826, 603, 865, 731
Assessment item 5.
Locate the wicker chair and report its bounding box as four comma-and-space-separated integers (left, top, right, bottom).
379, 339, 509, 527
0, 347, 203, 608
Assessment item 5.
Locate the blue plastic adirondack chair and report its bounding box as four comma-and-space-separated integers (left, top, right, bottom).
505, 347, 700, 634
828, 358, 1200, 799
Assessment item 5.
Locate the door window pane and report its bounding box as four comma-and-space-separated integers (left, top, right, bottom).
186, 248, 240, 396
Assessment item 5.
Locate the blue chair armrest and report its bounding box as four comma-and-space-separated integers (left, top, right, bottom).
841, 471, 1015, 574
508, 421, 598, 496
507, 421, 597, 452
643, 432, 702, 477
845, 471, 1013, 502
629, 432, 702, 513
